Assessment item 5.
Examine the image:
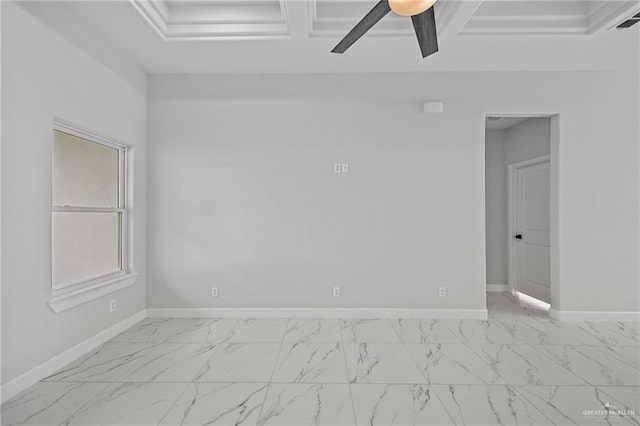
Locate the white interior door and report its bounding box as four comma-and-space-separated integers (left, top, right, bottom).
514, 160, 551, 303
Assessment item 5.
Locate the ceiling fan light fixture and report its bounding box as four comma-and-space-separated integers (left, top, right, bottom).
388, 0, 437, 17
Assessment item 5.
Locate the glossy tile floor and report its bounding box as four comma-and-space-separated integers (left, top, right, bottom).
3, 293, 639, 425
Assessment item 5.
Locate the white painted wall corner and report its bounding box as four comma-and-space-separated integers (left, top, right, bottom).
1, 310, 147, 403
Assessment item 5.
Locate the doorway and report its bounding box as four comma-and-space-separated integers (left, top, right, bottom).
485, 115, 553, 306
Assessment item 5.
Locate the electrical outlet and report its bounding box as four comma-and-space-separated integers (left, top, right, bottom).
334, 163, 350, 174
333, 286, 341, 297
439, 287, 446, 297
109, 299, 117, 312
211, 287, 219, 297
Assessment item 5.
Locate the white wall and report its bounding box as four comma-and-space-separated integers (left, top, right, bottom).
485, 129, 507, 286
148, 67, 640, 314
0, 0, 4, 408
1, 2, 147, 384
485, 118, 552, 288
505, 118, 551, 165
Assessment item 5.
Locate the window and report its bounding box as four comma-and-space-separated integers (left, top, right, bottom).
52, 122, 128, 291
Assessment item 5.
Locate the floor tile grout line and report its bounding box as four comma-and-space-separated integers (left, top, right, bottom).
507, 384, 563, 424
596, 385, 640, 413
539, 318, 628, 347
254, 318, 289, 424
154, 382, 192, 425
484, 314, 534, 345
578, 321, 640, 345
463, 340, 594, 387
39, 379, 623, 386
438, 316, 475, 345
516, 343, 601, 386
596, 322, 640, 343
390, 318, 459, 425
513, 383, 640, 423
434, 317, 516, 386
584, 345, 640, 371
338, 319, 359, 425
392, 319, 435, 387
24, 381, 113, 425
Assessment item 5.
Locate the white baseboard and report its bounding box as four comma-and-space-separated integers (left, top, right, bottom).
549, 308, 640, 322
486, 284, 509, 292
146, 308, 488, 320
1, 309, 147, 403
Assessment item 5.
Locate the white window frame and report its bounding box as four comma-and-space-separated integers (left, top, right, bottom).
49, 118, 137, 313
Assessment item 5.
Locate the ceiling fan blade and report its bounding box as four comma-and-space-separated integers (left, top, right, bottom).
411, 6, 438, 58
332, 0, 391, 54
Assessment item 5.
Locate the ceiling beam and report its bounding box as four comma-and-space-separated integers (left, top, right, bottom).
281, 0, 310, 40
438, 0, 485, 38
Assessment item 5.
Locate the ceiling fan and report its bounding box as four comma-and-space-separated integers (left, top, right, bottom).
332, 0, 439, 58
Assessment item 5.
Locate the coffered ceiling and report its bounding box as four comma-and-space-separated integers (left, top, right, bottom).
132, 0, 291, 39
129, 0, 640, 39
24, 0, 640, 74
461, 0, 638, 34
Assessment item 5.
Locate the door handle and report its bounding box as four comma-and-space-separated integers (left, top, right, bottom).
515, 234, 523, 240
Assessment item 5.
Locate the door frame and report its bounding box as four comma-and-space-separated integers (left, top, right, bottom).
507, 154, 551, 297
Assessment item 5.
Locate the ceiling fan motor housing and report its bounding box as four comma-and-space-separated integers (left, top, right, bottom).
388, 0, 437, 16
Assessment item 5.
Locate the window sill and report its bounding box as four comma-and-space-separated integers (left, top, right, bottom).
48, 273, 138, 313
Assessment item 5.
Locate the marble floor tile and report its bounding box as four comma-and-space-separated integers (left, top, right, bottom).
159, 382, 269, 425
340, 319, 401, 343
389, 319, 462, 344
494, 317, 586, 345
9, 308, 640, 426
1, 382, 109, 426
596, 345, 640, 369
350, 384, 453, 425
407, 343, 503, 385
343, 343, 424, 384
195, 342, 281, 382
110, 318, 178, 343
120, 342, 218, 382
536, 345, 640, 386
598, 386, 640, 413
271, 342, 348, 383
165, 318, 240, 343
62, 382, 188, 425
515, 385, 639, 425
433, 384, 551, 425
111, 318, 231, 343
43, 342, 161, 382
554, 321, 640, 347
283, 319, 342, 343
226, 318, 288, 343
258, 384, 355, 425
599, 321, 640, 343
441, 319, 520, 345
469, 344, 587, 385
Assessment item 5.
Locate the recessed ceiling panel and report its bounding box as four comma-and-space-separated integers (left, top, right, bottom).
462, 0, 640, 35
310, 0, 457, 36
132, 0, 290, 40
